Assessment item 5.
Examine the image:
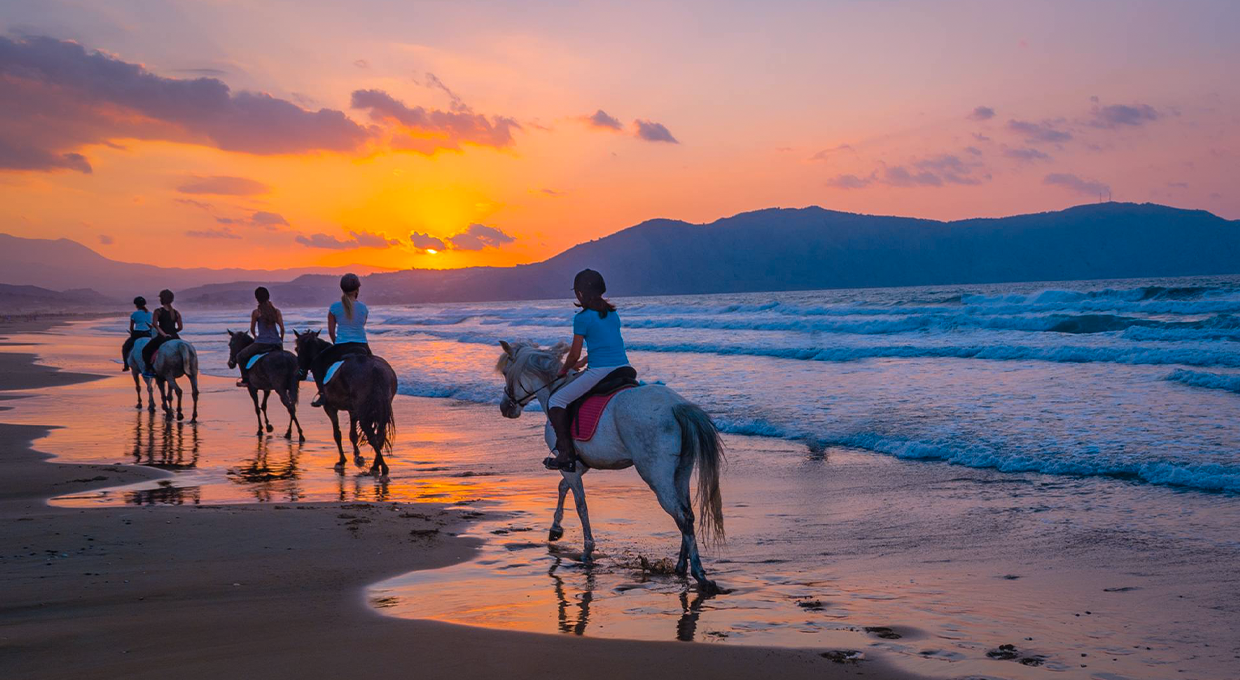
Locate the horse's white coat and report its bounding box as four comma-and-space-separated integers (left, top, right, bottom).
129, 339, 200, 422
498, 341, 725, 590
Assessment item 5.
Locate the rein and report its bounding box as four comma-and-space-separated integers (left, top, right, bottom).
506, 373, 567, 407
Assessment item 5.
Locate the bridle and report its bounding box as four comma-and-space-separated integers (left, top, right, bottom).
505, 373, 566, 407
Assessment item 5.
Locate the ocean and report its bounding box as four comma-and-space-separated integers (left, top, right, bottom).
120, 274, 1240, 495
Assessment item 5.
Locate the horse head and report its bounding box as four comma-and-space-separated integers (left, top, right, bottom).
225, 329, 253, 369
292, 329, 326, 379
497, 340, 568, 418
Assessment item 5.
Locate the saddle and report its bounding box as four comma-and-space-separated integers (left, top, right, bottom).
568, 366, 639, 441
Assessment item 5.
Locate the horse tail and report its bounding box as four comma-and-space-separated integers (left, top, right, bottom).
284, 355, 300, 406
355, 360, 396, 453
673, 402, 726, 546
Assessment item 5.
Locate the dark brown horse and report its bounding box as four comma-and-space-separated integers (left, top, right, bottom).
227, 331, 306, 442
293, 330, 397, 476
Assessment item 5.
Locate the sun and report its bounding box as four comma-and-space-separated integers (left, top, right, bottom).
426, 249, 439, 255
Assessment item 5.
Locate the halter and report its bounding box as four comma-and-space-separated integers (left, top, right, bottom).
505, 373, 566, 407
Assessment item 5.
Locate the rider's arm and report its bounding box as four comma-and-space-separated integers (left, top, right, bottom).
558, 335, 584, 377
153, 309, 167, 337
276, 310, 285, 340
328, 311, 337, 343
174, 310, 184, 333
128, 315, 136, 333
248, 309, 258, 337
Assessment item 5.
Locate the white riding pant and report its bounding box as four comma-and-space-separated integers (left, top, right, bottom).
547, 365, 630, 410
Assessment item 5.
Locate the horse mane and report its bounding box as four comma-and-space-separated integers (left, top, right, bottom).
498, 342, 568, 392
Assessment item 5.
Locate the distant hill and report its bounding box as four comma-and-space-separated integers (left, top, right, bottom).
178, 202, 1240, 307
0, 233, 393, 299
0, 283, 116, 313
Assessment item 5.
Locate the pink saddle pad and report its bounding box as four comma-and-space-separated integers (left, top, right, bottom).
572, 386, 635, 441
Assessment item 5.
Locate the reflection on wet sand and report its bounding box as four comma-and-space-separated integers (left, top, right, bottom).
227, 437, 304, 503
126, 480, 202, 505
550, 557, 592, 635
130, 410, 200, 470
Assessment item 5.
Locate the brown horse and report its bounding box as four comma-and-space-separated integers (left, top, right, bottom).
293, 330, 398, 476
226, 330, 306, 442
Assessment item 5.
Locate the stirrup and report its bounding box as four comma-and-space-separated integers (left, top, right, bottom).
311, 394, 324, 408
543, 455, 576, 472
236, 379, 248, 387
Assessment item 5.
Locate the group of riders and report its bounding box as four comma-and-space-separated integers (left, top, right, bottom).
119, 269, 629, 472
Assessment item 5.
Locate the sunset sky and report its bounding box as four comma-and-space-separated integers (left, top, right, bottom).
1, 0, 1237, 271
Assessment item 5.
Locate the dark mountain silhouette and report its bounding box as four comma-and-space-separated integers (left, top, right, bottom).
0, 233, 393, 299
179, 202, 1240, 307
0, 283, 115, 313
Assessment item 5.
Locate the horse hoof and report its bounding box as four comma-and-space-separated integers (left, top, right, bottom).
697, 580, 722, 595
177, 413, 184, 421
266, 425, 274, 433
298, 435, 306, 443
333, 463, 345, 471
548, 527, 564, 542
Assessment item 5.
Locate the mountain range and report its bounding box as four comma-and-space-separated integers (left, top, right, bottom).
2, 202, 1237, 310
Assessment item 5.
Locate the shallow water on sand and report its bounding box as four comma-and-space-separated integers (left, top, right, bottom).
6, 325, 1240, 679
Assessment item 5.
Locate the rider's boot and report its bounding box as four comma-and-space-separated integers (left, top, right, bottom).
543, 407, 576, 472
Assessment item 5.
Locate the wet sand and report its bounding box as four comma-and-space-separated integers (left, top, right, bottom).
0, 321, 908, 680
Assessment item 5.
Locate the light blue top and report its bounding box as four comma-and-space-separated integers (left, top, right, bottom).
573, 308, 629, 368
130, 310, 154, 336
329, 299, 369, 344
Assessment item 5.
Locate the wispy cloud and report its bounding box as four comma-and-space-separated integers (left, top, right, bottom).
295, 229, 400, 249
633, 120, 679, 144
968, 106, 996, 121
176, 176, 270, 196
809, 144, 855, 162
1007, 119, 1073, 144
351, 89, 521, 154
447, 223, 515, 250
186, 227, 241, 239
1044, 172, 1110, 196
0, 35, 370, 173
1003, 147, 1052, 163
584, 109, 623, 131
1091, 103, 1159, 128
825, 174, 873, 189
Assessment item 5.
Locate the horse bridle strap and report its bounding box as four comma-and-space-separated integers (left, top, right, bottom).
507, 374, 566, 407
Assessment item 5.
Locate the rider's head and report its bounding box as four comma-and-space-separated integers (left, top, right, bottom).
339, 273, 361, 321
158, 289, 174, 306
573, 269, 616, 318
254, 286, 271, 304
340, 273, 361, 296
133, 296, 147, 310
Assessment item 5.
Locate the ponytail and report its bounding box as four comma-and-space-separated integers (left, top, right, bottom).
340, 293, 354, 321
338, 273, 361, 321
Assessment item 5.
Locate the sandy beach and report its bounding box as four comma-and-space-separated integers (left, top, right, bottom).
0, 320, 908, 679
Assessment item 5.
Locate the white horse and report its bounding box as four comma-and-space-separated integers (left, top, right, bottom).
497, 340, 726, 592
128, 338, 200, 422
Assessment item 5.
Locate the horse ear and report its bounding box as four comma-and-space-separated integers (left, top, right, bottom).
226, 329, 232, 336
499, 340, 513, 356
293, 329, 301, 338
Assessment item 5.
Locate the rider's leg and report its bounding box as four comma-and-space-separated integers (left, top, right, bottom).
542, 367, 612, 471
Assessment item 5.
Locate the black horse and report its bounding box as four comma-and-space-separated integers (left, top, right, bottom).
293, 330, 397, 476
226, 331, 305, 442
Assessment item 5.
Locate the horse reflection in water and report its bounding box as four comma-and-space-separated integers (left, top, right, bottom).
546, 554, 719, 641
335, 472, 391, 502
226, 437, 303, 503
130, 410, 200, 470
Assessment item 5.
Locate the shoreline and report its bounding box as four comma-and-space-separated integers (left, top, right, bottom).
0, 325, 911, 678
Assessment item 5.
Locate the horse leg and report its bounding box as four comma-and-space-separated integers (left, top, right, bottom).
347, 413, 364, 467
564, 472, 595, 563
188, 370, 199, 423
156, 378, 170, 418
171, 376, 184, 421
655, 467, 719, 593
260, 391, 274, 432
548, 476, 570, 542
145, 376, 156, 413
248, 387, 263, 436
131, 369, 142, 409
279, 389, 305, 443
326, 407, 346, 469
